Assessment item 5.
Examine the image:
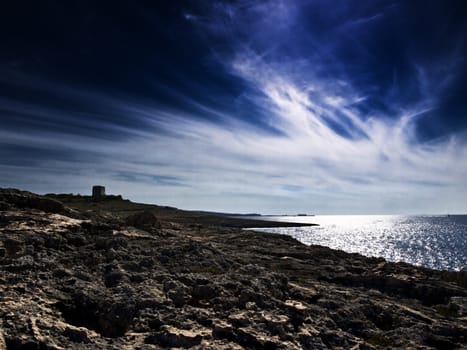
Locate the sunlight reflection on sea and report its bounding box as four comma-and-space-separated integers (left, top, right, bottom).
249, 215, 467, 271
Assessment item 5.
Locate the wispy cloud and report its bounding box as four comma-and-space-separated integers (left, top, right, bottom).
1, 0, 467, 214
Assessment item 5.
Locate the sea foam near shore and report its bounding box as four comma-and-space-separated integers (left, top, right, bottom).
251, 215, 467, 271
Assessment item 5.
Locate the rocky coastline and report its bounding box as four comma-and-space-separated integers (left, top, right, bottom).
1, 188, 466, 349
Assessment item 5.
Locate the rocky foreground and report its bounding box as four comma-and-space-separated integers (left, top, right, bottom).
0, 189, 466, 349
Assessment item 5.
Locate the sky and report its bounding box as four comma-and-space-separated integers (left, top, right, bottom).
1, 0, 467, 214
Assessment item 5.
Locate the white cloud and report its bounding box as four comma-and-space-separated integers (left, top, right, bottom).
2, 0, 467, 214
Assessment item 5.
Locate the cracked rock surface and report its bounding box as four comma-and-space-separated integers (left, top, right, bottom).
0, 189, 466, 349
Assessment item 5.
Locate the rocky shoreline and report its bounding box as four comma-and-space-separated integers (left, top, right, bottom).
1, 188, 466, 349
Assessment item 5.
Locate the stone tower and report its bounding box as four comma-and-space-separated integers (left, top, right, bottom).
92, 185, 106, 198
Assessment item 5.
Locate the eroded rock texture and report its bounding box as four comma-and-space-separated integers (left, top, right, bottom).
0, 189, 466, 349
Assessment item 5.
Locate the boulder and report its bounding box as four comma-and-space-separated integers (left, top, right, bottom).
62, 327, 90, 343
125, 210, 161, 231
0, 201, 11, 210
146, 326, 204, 348
4, 237, 23, 256
163, 280, 191, 307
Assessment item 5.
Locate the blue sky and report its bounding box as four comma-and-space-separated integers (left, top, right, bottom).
1, 0, 467, 214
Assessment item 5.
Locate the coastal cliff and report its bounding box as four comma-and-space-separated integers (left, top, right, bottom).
0, 189, 466, 349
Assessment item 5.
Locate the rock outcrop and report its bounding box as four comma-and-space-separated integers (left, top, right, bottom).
0, 188, 67, 214
0, 189, 466, 349
125, 210, 162, 231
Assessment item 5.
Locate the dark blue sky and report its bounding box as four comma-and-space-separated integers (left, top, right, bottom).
1, 0, 467, 214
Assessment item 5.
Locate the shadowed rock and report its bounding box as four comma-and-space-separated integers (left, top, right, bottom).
0, 189, 466, 349
57, 291, 136, 338
0, 188, 66, 214
125, 210, 161, 231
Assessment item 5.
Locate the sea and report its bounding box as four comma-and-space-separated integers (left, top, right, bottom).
248, 215, 467, 271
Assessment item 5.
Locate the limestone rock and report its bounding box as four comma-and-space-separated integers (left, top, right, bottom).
62, 327, 90, 343
125, 210, 161, 231
0, 188, 66, 214
146, 325, 206, 348
0, 189, 466, 349
163, 280, 191, 307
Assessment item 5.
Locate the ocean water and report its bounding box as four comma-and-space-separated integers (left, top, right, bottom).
250, 215, 467, 271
